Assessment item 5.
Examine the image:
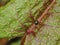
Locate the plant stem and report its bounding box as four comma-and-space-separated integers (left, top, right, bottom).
21, 0, 56, 45
27, 0, 56, 33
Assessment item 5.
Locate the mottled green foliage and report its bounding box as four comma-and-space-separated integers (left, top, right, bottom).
25, 0, 60, 45
0, 0, 44, 39
0, 0, 60, 45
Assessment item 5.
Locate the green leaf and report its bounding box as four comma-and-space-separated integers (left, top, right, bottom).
25, 0, 60, 45
0, 0, 60, 45
0, 0, 44, 39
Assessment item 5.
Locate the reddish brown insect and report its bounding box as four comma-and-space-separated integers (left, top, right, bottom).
20, 0, 56, 45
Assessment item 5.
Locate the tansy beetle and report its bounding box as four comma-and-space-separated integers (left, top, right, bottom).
0, 0, 55, 45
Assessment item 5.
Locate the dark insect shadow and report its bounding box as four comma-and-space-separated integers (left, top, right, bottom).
6, 37, 22, 45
